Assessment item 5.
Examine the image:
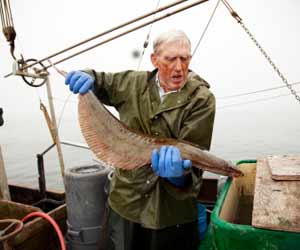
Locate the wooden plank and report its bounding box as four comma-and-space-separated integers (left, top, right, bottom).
267, 154, 300, 180
0, 146, 11, 200
252, 158, 300, 232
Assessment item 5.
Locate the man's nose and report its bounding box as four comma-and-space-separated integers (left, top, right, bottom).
174, 58, 183, 71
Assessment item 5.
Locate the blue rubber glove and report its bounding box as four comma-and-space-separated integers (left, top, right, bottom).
65, 70, 94, 94
151, 146, 192, 186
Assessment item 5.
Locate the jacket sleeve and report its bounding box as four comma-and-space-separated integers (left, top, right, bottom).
83, 69, 135, 107
162, 87, 216, 199
179, 90, 216, 150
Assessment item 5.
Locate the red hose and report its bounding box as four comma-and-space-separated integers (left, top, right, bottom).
22, 211, 66, 250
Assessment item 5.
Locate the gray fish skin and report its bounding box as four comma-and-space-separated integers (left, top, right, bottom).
78, 91, 243, 178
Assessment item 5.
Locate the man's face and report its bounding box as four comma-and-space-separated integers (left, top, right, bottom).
151, 40, 191, 92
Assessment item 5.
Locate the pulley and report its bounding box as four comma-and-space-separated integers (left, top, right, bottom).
0, 0, 17, 59
13, 58, 48, 87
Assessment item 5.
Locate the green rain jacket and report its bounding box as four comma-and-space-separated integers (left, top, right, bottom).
84, 69, 215, 229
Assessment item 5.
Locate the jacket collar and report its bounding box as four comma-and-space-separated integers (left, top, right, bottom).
148, 69, 206, 117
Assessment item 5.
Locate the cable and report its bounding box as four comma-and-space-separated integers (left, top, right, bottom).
217, 81, 300, 100
57, 93, 73, 129
47, 59, 72, 129
22, 211, 66, 250
192, 0, 221, 57
11, 0, 191, 73
52, 97, 77, 104
218, 91, 299, 110
136, 0, 161, 70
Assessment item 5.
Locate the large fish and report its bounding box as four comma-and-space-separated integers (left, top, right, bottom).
78, 91, 243, 178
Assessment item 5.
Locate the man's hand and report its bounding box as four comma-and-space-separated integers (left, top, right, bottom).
65, 71, 94, 94
151, 146, 192, 178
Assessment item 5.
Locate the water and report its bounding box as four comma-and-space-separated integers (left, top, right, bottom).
0, 0, 300, 191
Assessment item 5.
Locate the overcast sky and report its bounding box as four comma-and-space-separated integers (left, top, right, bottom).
1, 0, 299, 97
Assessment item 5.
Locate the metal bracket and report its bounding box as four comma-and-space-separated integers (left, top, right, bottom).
12, 58, 49, 87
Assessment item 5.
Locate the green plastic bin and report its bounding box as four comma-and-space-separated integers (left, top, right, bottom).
200, 160, 300, 250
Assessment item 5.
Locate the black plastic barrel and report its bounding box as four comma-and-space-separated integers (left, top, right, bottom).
64, 164, 111, 250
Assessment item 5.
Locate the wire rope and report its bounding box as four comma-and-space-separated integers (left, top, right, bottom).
136, 0, 161, 70
218, 91, 299, 110
192, 0, 221, 57
218, 81, 300, 100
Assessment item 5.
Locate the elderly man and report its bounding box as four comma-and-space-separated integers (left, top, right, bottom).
65, 29, 215, 250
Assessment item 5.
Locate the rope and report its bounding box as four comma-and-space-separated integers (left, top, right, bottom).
192, 0, 221, 57
47, 59, 73, 129
0, 0, 13, 27
218, 91, 299, 110
218, 81, 300, 100
0, 0, 16, 59
34, 76, 66, 180
136, 0, 162, 70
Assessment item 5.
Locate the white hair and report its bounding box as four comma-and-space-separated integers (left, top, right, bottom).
153, 29, 191, 54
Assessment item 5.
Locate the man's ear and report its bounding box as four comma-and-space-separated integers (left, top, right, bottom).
150, 53, 158, 68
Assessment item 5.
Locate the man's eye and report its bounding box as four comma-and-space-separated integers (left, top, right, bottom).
164, 56, 191, 63
165, 56, 176, 62
180, 56, 190, 62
